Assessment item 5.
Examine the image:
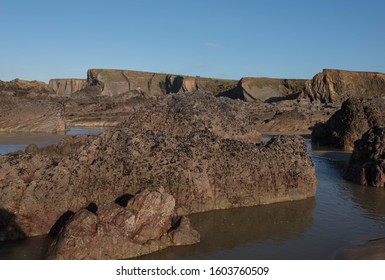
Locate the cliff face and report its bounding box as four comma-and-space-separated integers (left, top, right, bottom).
221, 77, 306, 102
0, 95, 66, 133
49, 79, 87, 96
86, 69, 238, 97
304, 69, 385, 103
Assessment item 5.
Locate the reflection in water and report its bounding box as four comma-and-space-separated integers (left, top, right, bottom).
0, 127, 104, 155
137, 199, 315, 260
0, 235, 53, 260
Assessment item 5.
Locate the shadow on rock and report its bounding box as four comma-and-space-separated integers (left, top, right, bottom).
0, 209, 26, 242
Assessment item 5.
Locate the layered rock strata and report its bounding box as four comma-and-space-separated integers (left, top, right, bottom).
49, 79, 87, 96
85, 69, 238, 98
221, 77, 306, 102
303, 69, 385, 103
0, 94, 66, 133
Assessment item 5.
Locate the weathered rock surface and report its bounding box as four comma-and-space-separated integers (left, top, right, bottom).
0, 123, 316, 239
345, 126, 385, 187
303, 69, 385, 103
0, 94, 66, 133
221, 77, 306, 102
0, 79, 54, 96
121, 92, 262, 143
85, 69, 238, 98
47, 188, 199, 260
311, 98, 385, 150
49, 79, 87, 96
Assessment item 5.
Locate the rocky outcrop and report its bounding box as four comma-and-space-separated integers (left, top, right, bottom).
0, 94, 66, 133
345, 126, 385, 187
166, 75, 237, 95
121, 92, 262, 144
220, 77, 306, 102
85, 69, 238, 98
0, 118, 316, 239
303, 69, 385, 103
49, 79, 87, 96
47, 188, 199, 260
86, 69, 168, 97
0, 79, 54, 96
311, 98, 385, 150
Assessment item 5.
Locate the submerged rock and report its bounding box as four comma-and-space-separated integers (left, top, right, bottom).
47, 188, 199, 260
311, 98, 385, 150
345, 126, 385, 187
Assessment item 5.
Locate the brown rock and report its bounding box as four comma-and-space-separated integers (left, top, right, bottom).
47, 188, 199, 260
49, 79, 87, 96
0, 79, 54, 96
0, 126, 316, 239
304, 69, 385, 103
0, 94, 66, 133
311, 98, 385, 150
85, 69, 238, 98
345, 126, 385, 187
221, 77, 306, 102
121, 91, 262, 144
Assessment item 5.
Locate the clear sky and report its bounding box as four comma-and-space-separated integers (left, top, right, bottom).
1, 0, 385, 82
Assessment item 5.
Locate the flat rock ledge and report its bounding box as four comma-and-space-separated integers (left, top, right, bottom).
47, 188, 199, 260
345, 126, 385, 187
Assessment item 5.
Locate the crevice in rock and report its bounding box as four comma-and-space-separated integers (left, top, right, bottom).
114, 193, 134, 207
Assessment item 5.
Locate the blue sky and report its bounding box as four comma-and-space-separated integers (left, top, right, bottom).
1, 0, 385, 82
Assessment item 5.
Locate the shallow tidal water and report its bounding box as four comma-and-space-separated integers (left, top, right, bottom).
1, 133, 385, 260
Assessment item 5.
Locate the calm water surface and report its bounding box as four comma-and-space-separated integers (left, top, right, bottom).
1, 134, 385, 259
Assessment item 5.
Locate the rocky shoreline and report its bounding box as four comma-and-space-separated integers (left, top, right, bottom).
1, 68, 385, 259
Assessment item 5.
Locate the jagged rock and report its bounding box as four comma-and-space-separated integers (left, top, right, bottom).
311, 98, 385, 150
0, 79, 54, 96
49, 79, 87, 96
303, 69, 385, 103
345, 126, 385, 187
121, 92, 262, 144
47, 188, 199, 260
0, 94, 66, 133
0, 125, 316, 239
